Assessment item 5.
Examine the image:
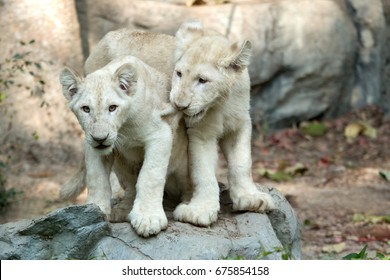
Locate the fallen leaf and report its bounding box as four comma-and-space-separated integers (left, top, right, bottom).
362, 122, 376, 138
0, 92, 6, 103
344, 121, 377, 140
269, 171, 292, 182
285, 162, 308, 176
352, 213, 390, 224
301, 121, 327, 137
258, 161, 308, 182
257, 167, 269, 177
344, 122, 363, 139
276, 159, 290, 171
186, 0, 201, 6
379, 170, 390, 182
186, 0, 227, 6
352, 213, 366, 223
322, 242, 346, 254
319, 156, 332, 167
257, 168, 292, 182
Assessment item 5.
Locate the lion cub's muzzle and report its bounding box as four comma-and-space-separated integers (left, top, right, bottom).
90, 134, 112, 150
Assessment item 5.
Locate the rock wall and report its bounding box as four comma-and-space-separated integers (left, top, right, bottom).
0, 0, 84, 151
78, 0, 387, 128
0, 0, 387, 138
381, 0, 390, 114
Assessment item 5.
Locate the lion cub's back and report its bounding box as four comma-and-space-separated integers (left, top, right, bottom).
85, 29, 176, 76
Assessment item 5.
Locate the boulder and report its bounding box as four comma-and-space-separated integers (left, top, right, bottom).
81, 0, 387, 128
381, 0, 390, 115
0, 204, 110, 260
0, 186, 301, 260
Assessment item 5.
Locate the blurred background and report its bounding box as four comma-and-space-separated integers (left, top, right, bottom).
0, 0, 389, 259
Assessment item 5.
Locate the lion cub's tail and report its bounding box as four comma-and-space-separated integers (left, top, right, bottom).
60, 165, 86, 200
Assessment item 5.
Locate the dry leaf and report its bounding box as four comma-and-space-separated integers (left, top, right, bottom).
344, 121, 377, 140
322, 242, 346, 254
379, 170, 390, 182
344, 122, 363, 139
301, 121, 327, 137
186, 0, 201, 6
258, 162, 307, 182
285, 162, 308, 176
361, 121, 377, 139
186, 0, 228, 6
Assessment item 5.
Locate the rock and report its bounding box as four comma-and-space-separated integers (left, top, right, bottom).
0, 186, 301, 260
0, 204, 110, 260
81, 0, 387, 128
0, 0, 84, 151
0, 0, 83, 70
381, 0, 390, 115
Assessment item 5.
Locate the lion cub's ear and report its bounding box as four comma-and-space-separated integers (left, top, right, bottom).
219, 40, 252, 72
114, 63, 138, 95
175, 20, 204, 61
60, 67, 83, 101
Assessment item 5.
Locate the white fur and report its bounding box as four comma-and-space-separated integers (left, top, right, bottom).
60, 56, 188, 237
61, 23, 275, 231
171, 21, 276, 226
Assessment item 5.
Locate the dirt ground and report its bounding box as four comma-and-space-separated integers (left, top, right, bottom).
1, 105, 390, 260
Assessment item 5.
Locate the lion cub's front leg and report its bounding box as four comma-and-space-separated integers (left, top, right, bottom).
173, 137, 220, 226
128, 128, 172, 237
221, 122, 275, 212
85, 145, 113, 218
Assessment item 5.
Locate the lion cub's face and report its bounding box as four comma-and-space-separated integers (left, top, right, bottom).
60, 59, 140, 155
170, 21, 252, 123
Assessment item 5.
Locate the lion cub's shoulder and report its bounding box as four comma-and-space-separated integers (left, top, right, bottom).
85, 29, 176, 76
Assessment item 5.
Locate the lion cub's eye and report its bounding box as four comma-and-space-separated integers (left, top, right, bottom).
69, 87, 78, 96
176, 71, 182, 78
109, 105, 118, 112
81, 106, 90, 113
198, 78, 208, 84
119, 82, 128, 91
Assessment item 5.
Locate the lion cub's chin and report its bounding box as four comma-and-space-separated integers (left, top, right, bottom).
183, 108, 207, 124
91, 144, 114, 155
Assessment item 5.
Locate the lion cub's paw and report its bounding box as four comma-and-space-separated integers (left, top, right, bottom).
94, 203, 111, 218
109, 208, 129, 223
129, 206, 168, 237
173, 202, 219, 227
232, 191, 276, 213
109, 198, 132, 222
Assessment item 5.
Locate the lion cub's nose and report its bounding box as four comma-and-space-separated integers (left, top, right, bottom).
174, 102, 189, 111
92, 135, 108, 144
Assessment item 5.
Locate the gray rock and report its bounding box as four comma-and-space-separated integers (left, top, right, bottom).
0, 204, 110, 260
0, 186, 301, 260
380, 0, 390, 115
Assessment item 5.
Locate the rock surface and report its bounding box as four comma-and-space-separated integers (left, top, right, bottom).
0, 186, 301, 260
0, 0, 388, 143
382, 0, 390, 114
0, 204, 110, 260
0, 0, 84, 150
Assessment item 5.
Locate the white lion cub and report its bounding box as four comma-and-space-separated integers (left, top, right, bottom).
59, 55, 187, 237
171, 21, 275, 226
